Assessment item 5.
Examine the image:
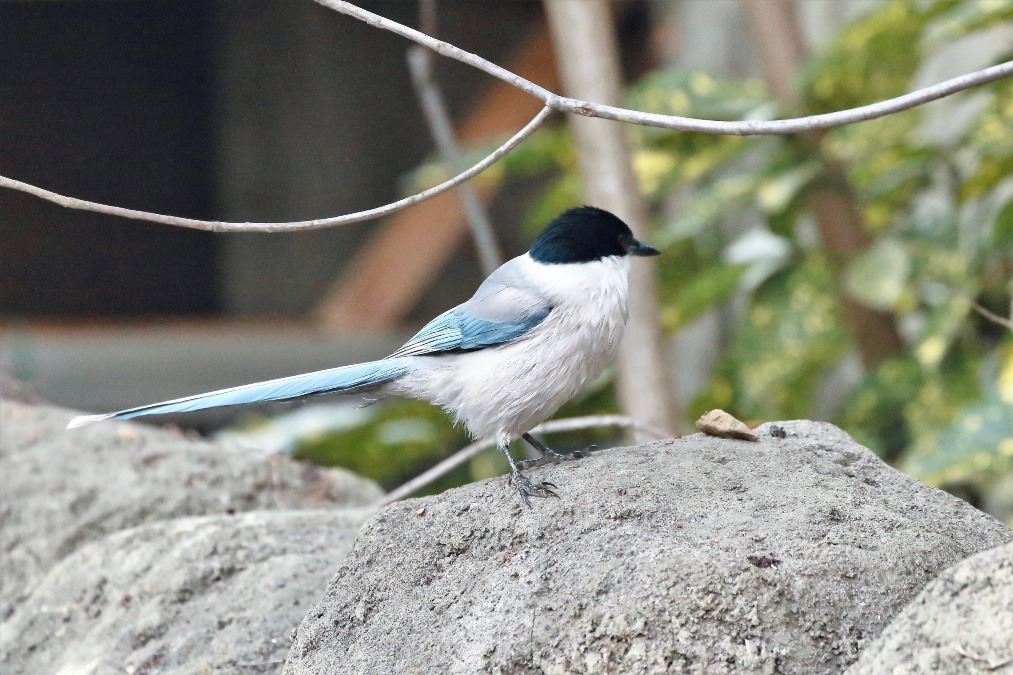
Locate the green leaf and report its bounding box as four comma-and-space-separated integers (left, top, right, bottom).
724, 228, 793, 290
838, 357, 925, 459
626, 69, 772, 195
903, 341, 1012, 485
627, 69, 769, 128
497, 125, 575, 177
755, 162, 821, 215
914, 295, 973, 368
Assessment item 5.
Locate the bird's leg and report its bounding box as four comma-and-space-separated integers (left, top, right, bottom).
516, 432, 594, 471
501, 442, 558, 507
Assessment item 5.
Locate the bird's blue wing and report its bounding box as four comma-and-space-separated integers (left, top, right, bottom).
388, 305, 551, 358
389, 255, 554, 358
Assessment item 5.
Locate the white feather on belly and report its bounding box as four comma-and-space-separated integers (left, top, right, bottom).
392, 255, 630, 444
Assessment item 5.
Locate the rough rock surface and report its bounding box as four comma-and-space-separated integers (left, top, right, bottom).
1, 510, 371, 675
284, 421, 1012, 675
847, 541, 1013, 674
0, 401, 382, 618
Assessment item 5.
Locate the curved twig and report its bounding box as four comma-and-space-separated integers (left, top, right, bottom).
1, 0, 1010, 232
407, 45, 503, 273
318, 0, 1013, 134
0, 106, 552, 233
970, 300, 1013, 332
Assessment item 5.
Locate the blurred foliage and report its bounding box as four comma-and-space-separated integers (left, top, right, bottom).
293, 399, 470, 491
696, 253, 851, 421
297, 0, 1012, 522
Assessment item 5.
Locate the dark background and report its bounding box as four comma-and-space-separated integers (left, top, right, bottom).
0, 0, 542, 318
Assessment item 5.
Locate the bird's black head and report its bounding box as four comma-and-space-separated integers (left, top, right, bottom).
529, 206, 661, 264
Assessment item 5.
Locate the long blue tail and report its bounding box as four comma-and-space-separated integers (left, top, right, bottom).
67, 358, 410, 428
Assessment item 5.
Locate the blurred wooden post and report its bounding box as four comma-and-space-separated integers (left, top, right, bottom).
740, 0, 807, 104
740, 0, 904, 369
544, 0, 679, 436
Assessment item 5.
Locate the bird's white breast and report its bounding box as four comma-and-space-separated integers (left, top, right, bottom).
393, 254, 631, 444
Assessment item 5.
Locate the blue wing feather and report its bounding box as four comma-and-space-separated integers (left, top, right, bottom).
67, 359, 409, 427
390, 257, 555, 358
389, 305, 551, 358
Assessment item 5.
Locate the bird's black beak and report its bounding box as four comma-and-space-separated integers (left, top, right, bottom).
627, 238, 661, 257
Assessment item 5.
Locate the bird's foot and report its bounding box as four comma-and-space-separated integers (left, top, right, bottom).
509, 471, 559, 507
516, 446, 596, 471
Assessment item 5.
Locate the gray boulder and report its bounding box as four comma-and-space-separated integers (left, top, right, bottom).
0, 510, 371, 675
847, 541, 1013, 674
0, 401, 382, 618
284, 421, 1012, 675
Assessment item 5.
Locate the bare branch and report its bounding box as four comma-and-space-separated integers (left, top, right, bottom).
0, 106, 551, 233
971, 300, 1013, 332
314, 0, 1011, 134
408, 45, 504, 273
547, 64, 1013, 135
376, 414, 671, 506
946, 286, 1013, 332
1, 0, 1010, 231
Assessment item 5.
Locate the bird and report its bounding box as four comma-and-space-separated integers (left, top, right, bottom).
68, 206, 661, 504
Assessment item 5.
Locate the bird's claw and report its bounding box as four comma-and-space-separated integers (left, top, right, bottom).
517, 447, 594, 471
510, 471, 559, 507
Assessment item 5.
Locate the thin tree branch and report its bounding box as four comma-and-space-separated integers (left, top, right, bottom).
970, 301, 1013, 332
0, 106, 552, 233
313, 0, 1012, 134
376, 414, 671, 506
576, 55, 1012, 131
1, 0, 1010, 231
408, 45, 503, 273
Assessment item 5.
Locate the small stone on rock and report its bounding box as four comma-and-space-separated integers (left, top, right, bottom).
768, 424, 787, 438
696, 409, 758, 442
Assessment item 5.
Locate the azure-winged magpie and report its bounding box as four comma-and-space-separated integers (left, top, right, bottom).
68, 206, 661, 504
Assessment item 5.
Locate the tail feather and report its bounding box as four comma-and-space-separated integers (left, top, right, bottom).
66, 358, 409, 429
